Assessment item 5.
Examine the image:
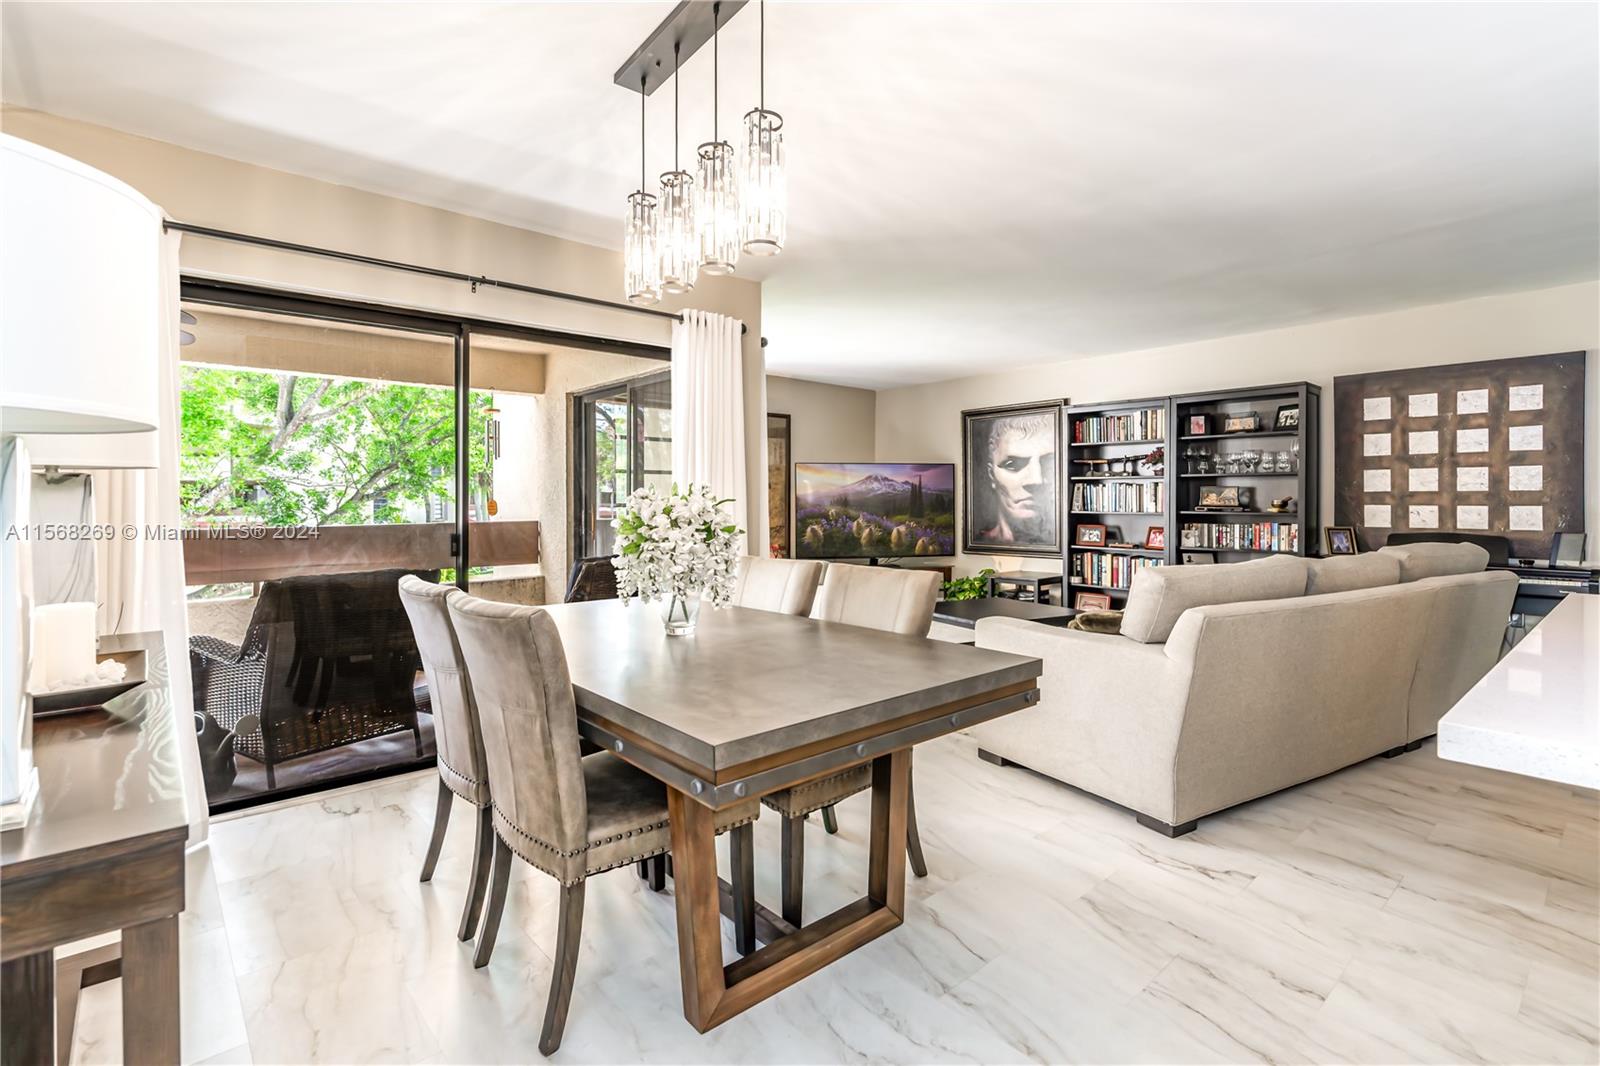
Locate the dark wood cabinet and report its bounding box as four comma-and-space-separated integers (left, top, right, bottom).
1, 636, 187, 1066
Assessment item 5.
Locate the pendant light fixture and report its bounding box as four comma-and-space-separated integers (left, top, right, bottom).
740, 0, 785, 256
658, 41, 698, 294
696, 3, 739, 276
623, 73, 662, 306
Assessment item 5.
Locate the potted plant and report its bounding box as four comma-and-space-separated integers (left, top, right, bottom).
612, 484, 743, 636
941, 568, 996, 602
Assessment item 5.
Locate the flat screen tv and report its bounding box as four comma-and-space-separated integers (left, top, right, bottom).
793, 462, 956, 559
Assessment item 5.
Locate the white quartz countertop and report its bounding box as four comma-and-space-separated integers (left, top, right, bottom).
1438, 593, 1600, 789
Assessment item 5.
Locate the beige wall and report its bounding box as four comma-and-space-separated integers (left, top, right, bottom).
764, 374, 877, 556
3, 106, 769, 554
876, 281, 1600, 576
767, 375, 877, 464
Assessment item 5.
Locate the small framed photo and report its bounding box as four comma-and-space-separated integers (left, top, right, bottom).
1187, 414, 1210, 436
1180, 526, 1199, 549
1197, 485, 1243, 509
1074, 523, 1108, 547
1222, 411, 1261, 434
1275, 404, 1300, 431
1144, 525, 1166, 551
1325, 526, 1358, 556
1181, 551, 1215, 565
1075, 591, 1113, 611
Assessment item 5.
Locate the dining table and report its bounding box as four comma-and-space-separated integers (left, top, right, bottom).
538, 598, 1042, 1033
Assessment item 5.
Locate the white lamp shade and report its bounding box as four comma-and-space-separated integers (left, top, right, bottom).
1, 134, 162, 435
20, 430, 159, 470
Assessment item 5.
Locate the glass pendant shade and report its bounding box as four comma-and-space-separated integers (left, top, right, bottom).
696, 141, 740, 275
740, 108, 786, 256
658, 169, 698, 294
624, 190, 662, 306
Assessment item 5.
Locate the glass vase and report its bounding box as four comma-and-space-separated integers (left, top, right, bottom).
658, 591, 703, 636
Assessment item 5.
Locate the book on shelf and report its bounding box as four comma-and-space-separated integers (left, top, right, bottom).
1180, 521, 1300, 553
1070, 551, 1164, 590
1072, 408, 1167, 444
1071, 481, 1165, 514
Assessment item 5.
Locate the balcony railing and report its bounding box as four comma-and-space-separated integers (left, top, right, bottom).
182, 520, 540, 585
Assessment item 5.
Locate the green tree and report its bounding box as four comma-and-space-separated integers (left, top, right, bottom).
180, 365, 490, 526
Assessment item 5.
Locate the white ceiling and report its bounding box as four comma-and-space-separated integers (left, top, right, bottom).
4, 2, 1597, 389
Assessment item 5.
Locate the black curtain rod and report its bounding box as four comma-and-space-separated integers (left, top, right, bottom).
162, 220, 749, 335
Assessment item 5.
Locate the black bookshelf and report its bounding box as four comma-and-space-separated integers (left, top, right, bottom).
1062, 397, 1175, 605
1171, 383, 1320, 562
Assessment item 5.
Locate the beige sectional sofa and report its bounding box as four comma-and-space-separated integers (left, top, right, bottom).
968, 543, 1517, 835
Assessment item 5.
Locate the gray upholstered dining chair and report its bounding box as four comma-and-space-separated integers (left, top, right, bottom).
446, 593, 761, 1055
397, 576, 495, 944
765, 564, 940, 925
729, 555, 825, 615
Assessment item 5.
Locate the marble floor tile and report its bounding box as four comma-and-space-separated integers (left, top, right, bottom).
71, 738, 1600, 1064
236, 938, 445, 1064
67, 898, 249, 1065
1520, 961, 1600, 1046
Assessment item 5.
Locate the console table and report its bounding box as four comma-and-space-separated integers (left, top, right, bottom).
1, 636, 187, 1066
986, 571, 1066, 605
932, 599, 1079, 645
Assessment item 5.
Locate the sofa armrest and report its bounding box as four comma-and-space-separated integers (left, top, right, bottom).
975, 617, 1180, 675
970, 618, 1193, 821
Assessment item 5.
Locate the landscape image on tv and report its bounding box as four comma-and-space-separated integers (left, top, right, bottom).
794, 462, 956, 559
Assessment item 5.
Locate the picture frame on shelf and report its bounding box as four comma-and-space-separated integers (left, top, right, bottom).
1187, 414, 1210, 436
1222, 412, 1262, 433
1074, 522, 1108, 547
962, 401, 1063, 556
1181, 551, 1215, 565
1325, 526, 1358, 555
1197, 485, 1244, 510
1275, 404, 1300, 431
1180, 526, 1199, 549
1145, 525, 1166, 551
1075, 591, 1113, 611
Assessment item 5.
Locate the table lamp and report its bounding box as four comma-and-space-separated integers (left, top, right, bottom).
1, 134, 162, 830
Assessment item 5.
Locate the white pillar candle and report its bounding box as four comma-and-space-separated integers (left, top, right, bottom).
30, 601, 97, 690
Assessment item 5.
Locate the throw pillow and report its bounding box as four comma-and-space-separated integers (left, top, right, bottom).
1067, 610, 1123, 635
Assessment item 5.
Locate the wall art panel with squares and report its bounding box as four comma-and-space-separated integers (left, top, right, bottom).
1333, 351, 1585, 556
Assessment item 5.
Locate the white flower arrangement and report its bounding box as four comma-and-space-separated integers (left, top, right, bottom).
611, 484, 744, 609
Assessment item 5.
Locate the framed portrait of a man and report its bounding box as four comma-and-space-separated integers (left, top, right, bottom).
962, 401, 1063, 555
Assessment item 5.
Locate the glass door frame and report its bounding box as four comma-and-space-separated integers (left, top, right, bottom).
570, 367, 672, 564
180, 277, 670, 588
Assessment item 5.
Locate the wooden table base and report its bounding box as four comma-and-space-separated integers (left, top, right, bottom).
667, 750, 910, 1032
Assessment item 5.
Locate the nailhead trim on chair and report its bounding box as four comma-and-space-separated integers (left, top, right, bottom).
760, 767, 869, 818
494, 807, 762, 886
437, 754, 490, 808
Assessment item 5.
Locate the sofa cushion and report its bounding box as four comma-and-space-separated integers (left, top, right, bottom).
1120, 555, 1308, 644
1378, 542, 1490, 581
1305, 553, 1402, 595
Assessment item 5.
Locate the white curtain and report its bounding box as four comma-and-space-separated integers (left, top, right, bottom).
670, 310, 748, 532
94, 469, 160, 634
155, 231, 208, 842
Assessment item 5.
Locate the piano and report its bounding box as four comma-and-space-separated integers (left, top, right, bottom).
1489, 559, 1599, 601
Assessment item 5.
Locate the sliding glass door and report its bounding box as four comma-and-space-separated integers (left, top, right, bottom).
178, 280, 669, 811
180, 301, 458, 810
573, 369, 671, 560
